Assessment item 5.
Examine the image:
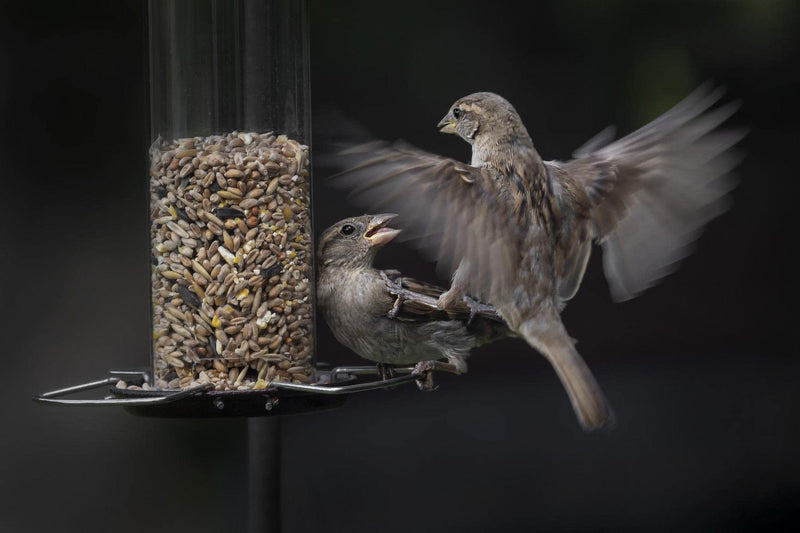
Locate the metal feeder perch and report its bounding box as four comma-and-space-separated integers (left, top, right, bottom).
34, 365, 423, 416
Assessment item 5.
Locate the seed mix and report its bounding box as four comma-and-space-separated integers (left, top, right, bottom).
138, 131, 314, 391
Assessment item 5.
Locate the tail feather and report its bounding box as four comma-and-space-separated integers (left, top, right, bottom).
519, 317, 613, 430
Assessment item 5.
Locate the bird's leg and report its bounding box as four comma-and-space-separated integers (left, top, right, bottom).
375, 362, 401, 392
375, 362, 396, 381
438, 261, 470, 310
412, 360, 461, 391
437, 286, 463, 310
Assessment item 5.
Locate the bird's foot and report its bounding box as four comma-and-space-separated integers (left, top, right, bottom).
412, 360, 461, 391
379, 270, 406, 318
462, 295, 496, 326
381, 270, 422, 319
413, 360, 439, 391
380, 269, 403, 290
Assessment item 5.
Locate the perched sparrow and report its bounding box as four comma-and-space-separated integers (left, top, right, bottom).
316, 214, 508, 380
331, 85, 742, 429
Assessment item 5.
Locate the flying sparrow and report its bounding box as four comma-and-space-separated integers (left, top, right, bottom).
330, 85, 742, 429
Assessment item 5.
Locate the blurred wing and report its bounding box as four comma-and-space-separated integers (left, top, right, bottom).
571, 125, 617, 158
330, 141, 523, 302
555, 83, 744, 301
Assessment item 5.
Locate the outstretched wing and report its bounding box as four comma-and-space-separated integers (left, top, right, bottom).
552, 84, 744, 301
330, 141, 524, 302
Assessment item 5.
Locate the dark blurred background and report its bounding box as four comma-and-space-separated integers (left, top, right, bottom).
2, 0, 799, 531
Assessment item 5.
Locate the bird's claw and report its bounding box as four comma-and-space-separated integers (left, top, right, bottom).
380, 270, 411, 319
413, 360, 439, 391
387, 295, 402, 319
380, 270, 403, 291
463, 295, 495, 326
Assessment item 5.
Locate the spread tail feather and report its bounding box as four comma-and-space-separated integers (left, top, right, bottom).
519, 317, 613, 430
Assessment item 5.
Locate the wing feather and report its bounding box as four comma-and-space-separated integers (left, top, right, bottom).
553, 84, 744, 301
330, 141, 524, 302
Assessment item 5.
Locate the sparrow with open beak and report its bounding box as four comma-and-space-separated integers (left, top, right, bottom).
316, 214, 508, 380
331, 85, 743, 429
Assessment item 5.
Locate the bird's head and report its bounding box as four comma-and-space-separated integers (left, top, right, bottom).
317, 213, 401, 269
437, 92, 526, 147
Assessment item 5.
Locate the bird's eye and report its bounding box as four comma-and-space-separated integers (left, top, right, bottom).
452, 107, 462, 119
340, 224, 355, 236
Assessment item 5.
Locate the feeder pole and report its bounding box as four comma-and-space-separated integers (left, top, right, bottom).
248, 417, 282, 533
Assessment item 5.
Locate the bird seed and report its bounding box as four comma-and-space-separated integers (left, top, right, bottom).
146, 131, 314, 391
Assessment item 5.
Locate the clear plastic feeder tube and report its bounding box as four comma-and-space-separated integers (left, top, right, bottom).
147, 0, 314, 391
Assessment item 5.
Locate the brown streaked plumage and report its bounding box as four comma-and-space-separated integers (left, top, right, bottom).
316, 214, 509, 375
331, 85, 743, 430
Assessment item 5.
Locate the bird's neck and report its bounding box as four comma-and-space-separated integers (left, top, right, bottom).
473, 135, 547, 186
318, 262, 389, 320
317, 261, 370, 302
472, 130, 540, 168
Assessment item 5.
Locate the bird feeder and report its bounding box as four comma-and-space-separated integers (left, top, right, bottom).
31, 3, 434, 531
147, 0, 317, 396
35, 0, 423, 416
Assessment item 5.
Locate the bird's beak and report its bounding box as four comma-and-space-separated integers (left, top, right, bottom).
437, 112, 457, 134
364, 213, 401, 247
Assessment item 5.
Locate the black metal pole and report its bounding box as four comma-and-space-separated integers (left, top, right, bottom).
248, 416, 282, 533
